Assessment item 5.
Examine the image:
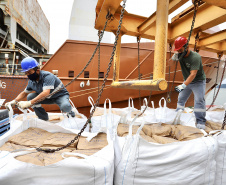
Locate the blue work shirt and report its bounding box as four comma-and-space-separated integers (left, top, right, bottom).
25, 70, 69, 99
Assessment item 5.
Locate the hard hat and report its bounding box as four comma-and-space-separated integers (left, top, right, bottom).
174, 36, 188, 51
21, 57, 39, 72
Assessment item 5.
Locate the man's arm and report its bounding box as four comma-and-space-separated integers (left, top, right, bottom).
30, 89, 51, 105
183, 70, 197, 86
168, 59, 176, 67
14, 91, 29, 102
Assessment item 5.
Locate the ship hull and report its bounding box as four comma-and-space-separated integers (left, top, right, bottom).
0, 40, 224, 116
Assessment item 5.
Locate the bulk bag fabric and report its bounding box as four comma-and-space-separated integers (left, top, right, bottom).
0, 115, 114, 185
114, 119, 217, 185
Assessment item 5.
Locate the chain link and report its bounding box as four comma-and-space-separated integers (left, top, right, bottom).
29, 14, 111, 108
166, 0, 200, 103
137, 36, 142, 109
194, 32, 200, 52
36, 1, 127, 153
178, 0, 199, 61
98, 30, 101, 106
166, 43, 172, 104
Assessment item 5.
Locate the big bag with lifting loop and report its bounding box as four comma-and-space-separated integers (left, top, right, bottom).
114, 115, 218, 185
0, 110, 114, 185
90, 98, 121, 138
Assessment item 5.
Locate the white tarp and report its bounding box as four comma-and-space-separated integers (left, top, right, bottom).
0, 115, 114, 185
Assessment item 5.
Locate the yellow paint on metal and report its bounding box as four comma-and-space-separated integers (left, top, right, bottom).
111, 79, 168, 91
113, 34, 122, 82
153, 0, 169, 80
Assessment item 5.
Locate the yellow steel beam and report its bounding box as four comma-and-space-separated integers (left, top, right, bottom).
111, 79, 168, 91
94, 0, 226, 54
95, 0, 122, 30
113, 34, 122, 82
138, 0, 189, 34
199, 30, 226, 47
153, 0, 169, 80
200, 0, 226, 9
170, 3, 226, 40
205, 41, 226, 53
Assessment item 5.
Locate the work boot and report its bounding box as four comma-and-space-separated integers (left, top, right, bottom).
67, 108, 78, 118
196, 123, 206, 130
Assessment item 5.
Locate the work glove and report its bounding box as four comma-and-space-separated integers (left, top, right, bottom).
171, 53, 179, 61
5, 100, 17, 110
18, 101, 32, 109
175, 83, 186, 93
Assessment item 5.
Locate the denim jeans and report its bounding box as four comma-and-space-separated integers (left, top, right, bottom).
27, 93, 75, 120
176, 80, 206, 125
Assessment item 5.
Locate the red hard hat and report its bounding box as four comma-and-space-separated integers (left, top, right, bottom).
174, 36, 187, 51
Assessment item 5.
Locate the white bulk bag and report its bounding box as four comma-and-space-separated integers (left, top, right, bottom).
114, 118, 217, 185
213, 130, 226, 185
91, 99, 121, 138
56, 112, 89, 132
140, 97, 178, 124
206, 103, 226, 124
0, 115, 114, 185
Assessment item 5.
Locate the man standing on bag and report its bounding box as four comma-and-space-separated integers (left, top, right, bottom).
171, 36, 206, 129
5, 57, 76, 121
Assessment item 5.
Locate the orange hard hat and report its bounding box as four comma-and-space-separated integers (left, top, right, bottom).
174, 36, 187, 51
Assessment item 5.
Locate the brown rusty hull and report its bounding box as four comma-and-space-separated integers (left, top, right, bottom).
40, 40, 219, 112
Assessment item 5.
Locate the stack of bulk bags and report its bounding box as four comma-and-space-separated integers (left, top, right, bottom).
0, 113, 114, 185
114, 118, 218, 185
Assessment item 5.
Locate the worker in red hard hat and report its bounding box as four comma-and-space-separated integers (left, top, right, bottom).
170, 36, 206, 130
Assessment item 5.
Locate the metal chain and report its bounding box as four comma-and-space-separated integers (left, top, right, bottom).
221, 110, 226, 130
194, 32, 200, 52
166, 43, 172, 103
178, 0, 200, 61
29, 14, 111, 108
166, 0, 200, 103
98, 30, 101, 106
138, 91, 152, 117
137, 36, 142, 109
206, 54, 224, 111
36, 1, 127, 153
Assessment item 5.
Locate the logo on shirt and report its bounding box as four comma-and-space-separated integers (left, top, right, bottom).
186, 63, 190, 68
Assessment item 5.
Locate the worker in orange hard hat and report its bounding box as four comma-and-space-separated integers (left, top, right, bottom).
170, 36, 206, 130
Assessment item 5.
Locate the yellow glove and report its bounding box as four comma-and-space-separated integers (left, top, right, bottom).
5, 100, 17, 110
18, 101, 31, 109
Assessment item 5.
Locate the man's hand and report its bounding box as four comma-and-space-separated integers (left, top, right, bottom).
18, 101, 31, 109
5, 100, 17, 110
175, 83, 186, 93
171, 53, 179, 61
